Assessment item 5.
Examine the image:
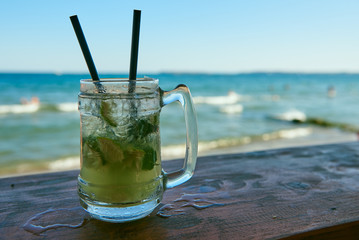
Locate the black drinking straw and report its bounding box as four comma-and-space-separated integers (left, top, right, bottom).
128, 10, 141, 93
70, 15, 104, 92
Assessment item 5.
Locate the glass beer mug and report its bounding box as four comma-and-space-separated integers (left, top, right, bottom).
78, 77, 198, 222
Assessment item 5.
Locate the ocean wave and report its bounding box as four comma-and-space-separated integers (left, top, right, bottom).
193, 92, 281, 106
269, 109, 307, 122
0, 102, 78, 115
219, 104, 243, 114
269, 109, 359, 133
0, 156, 80, 177
193, 91, 245, 115
193, 91, 242, 105
162, 127, 313, 158
0, 103, 40, 114
47, 156, 80, 170
56, 103, 78, 112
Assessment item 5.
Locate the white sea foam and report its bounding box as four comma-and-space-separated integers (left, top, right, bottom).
57, 102, 78, 112
162, 145, 186, 159
47, 156, 80, 171
271, 109, 307, 122
0, 102, 78, 115
0, 103, 40, 114
219, 104, 243, 114
194, 91, 242, 105
1, 156, 80, 176
277, 127, 312, 139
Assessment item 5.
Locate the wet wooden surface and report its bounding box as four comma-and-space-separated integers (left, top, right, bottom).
1, 142, 359, 239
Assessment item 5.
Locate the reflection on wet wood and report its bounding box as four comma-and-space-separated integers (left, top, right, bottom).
1, 142, 359, 239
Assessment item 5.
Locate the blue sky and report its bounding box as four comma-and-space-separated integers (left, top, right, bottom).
1, 0, 359, 73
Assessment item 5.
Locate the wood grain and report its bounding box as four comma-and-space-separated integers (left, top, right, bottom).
1, 142, 359, 239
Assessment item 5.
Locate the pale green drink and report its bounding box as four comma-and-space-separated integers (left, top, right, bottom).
78, 78, 198, 223
79, 108, 163, 204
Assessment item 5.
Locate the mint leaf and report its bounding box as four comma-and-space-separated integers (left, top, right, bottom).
127, 114, 159, 140
82, 141, 103, 168
141, 147, 157, 170
100, 101, 117, 127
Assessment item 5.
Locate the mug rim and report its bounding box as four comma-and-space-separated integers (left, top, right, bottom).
80, 77, 158, 83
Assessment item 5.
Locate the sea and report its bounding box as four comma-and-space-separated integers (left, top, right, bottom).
1, 72, 359, 176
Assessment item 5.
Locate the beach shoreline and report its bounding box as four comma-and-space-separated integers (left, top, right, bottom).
200, 128, 357, 157
1, 127, 356, 179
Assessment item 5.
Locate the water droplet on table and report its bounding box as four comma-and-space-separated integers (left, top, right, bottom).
23, 207, 89, 235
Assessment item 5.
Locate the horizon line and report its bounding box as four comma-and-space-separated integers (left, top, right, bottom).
1, 70, 359, 75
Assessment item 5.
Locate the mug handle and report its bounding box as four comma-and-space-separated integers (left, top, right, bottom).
161, 84, 198, 189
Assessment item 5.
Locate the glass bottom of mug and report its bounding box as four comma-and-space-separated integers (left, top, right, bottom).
80, 197, 160, 223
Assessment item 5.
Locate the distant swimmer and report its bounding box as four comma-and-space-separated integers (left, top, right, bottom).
31, 96, 40, 104
21, 96, 40, 105
327, 86, 336, 98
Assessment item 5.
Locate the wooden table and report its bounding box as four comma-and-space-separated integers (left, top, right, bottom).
1, 142, 359, 239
